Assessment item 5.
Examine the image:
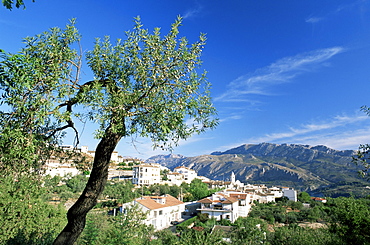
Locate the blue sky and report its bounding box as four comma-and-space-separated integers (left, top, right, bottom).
2, 0, 370, 159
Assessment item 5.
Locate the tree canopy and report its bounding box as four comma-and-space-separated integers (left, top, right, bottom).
0, 17, 217, 244
353, 106, 370, 181
2, 0, 34, 10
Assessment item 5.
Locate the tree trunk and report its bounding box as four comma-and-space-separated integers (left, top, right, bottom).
53, 129, 122, 245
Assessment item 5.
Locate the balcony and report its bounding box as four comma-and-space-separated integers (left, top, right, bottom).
198, 205, 232, 212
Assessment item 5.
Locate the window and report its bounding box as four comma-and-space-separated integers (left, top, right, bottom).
159, 210, 163, 215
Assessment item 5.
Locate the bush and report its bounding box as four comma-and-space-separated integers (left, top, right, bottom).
176, 217, 197, 231
268, 225, 343, 245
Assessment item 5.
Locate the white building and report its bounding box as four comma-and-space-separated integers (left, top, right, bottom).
268, 186, 284, 198
197, 191, 252, 223
253, 192, 276, 203
44, 165, 80, 177
43, 157, 81, 177
120, 195, 185, 230
282, 187, 297, 202
166, 172, 185, 186
85, 148, 121, 163
173, 166, 197, 184
59, 145, 88, 154
132, 163, 161, 186
204, 172, 244, 190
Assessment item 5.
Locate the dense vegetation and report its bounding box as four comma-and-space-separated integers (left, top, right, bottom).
1, 173, 369, 244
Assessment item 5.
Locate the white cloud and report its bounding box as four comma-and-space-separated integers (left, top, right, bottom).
305, 1, 368, 25
219, 115, 242, 123
305, 17, 323, 23
245, 113, 370, 150
216, 47, 344, 102
183, 5, 203, 19
291, 128, 370, 150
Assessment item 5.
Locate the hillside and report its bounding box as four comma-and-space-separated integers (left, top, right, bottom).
147, 143, 370, 197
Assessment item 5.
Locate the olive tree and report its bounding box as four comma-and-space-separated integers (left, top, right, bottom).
0, 17, 217, 244
353, 106, 370, 180
325, 197, 370, 244
2, 0, 34, 10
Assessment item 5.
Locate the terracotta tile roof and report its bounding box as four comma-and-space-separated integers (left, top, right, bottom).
219, 193, 238, 203
229, 193, 248, 199
174, 166, 195, 171
208, 180, 231, 185
197, 198, 213, 204
135, 195, 183, 210
224, 197, 238, 203
311, 197, 326, 201
221, 199, 233, 204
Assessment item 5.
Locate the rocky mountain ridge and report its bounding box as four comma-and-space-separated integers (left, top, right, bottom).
147, 143, 369, 196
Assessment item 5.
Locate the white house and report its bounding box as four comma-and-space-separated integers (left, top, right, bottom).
132, 163, 161, 186
197, 191, 252, 223
253, 192, 276, 203
166, 172, 185, 186
44, 165, 80, 177
173, 166, 197, 184
226, 191, 253, 217
84, 147, 120, 163
282, 187, 297, 202
120, 195, 185, 230
43, 157, 81, 177
311, 197, 327, 203
204, 172, 244, 190
268, 186, 284, 199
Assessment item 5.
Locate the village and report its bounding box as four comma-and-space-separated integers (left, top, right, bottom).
43, 146, 306, 231
2, 2, 368, 243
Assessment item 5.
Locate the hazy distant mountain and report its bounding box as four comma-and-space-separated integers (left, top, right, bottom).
147, 143, 370, 197
147, 153, 186, 169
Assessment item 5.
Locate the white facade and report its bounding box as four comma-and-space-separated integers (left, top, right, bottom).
59, 145, 88, 154
80, 146, 88, 153
44, 165, 80, 177
282, 188, 297, 202
132, 164, 161, 186
121, 195, 185, 230
197, 191, 252, 223
173, 166, 197, 184
166, 172, 185, 186
85, 148, 120, 163
254, 193, 276, 203
110, 151, 119, 163
43, 158, 81, 177
195, 175, 211, 182
268, 187, 284, 198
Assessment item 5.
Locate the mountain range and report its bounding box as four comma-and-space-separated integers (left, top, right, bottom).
147, 143, 370, 197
